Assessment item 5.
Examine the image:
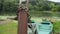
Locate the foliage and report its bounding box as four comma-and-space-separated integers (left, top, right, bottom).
0, 0, 18, 15
53, 21, 60, 34
0, 0, 60, 17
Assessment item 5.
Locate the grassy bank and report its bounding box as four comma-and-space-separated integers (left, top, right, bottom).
0, 21, 17, 34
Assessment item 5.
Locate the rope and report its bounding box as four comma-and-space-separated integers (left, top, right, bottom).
19, 0, 22, 7
19, 0, 28, 9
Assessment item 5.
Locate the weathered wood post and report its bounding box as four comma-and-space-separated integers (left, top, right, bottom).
18, 7, 28, 34
17, 0, 28, 34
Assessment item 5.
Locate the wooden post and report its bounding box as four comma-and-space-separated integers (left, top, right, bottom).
18, 0, 29, 34
18, 7, 28, 34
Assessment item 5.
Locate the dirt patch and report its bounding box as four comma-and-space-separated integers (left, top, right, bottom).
0, 16, 16, 24
0, 19, 12, 24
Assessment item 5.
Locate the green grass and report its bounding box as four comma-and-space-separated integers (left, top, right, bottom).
0, 21, 17, 34
53, 21, 60, 34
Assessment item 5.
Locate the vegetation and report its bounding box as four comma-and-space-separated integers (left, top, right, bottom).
53, 21, 60, 34
0, 0, 60, 17
0, 21, 17, 34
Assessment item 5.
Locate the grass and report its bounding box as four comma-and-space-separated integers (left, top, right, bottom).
53, 21, 60, 34
0, 21, 17, 34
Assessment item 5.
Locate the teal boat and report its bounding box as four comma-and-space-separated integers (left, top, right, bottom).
36, 20, 53, 34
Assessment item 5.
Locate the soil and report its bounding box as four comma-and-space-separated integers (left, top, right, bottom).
0, 19, 12, 24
